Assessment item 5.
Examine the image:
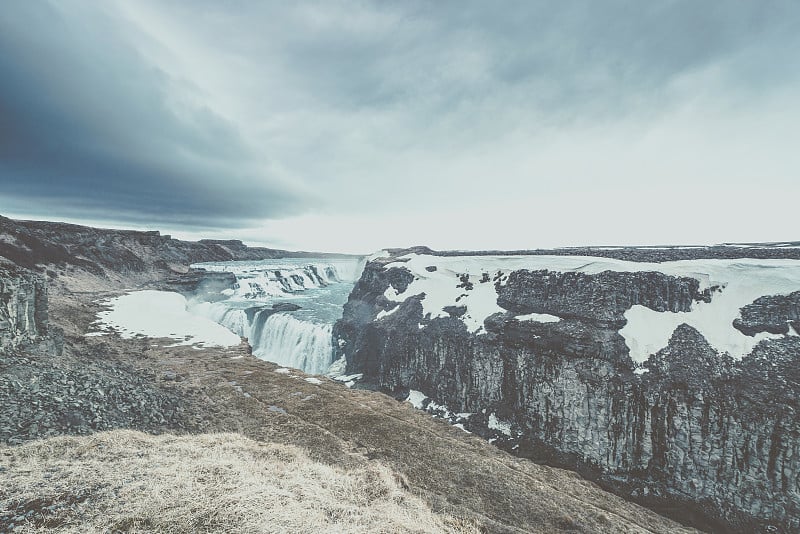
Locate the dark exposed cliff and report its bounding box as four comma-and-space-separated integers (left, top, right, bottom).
0, 265, 48, 350
335, 253, 800, 532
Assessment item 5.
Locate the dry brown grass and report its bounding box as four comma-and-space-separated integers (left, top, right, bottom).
0, 430, 477, 533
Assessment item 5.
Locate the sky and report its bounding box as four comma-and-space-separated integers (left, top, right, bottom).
1, 1, 799, 254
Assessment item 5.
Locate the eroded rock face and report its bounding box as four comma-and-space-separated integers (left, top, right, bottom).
335, 255, 800, 532
734, 291, 800, 336
0, 265, 47, 349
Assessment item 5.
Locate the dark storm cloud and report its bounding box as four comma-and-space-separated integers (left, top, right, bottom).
1, 0, 799, 235
0, 2, 305, 227
218, 0, 799, 117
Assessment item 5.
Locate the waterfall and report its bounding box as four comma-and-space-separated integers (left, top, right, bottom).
250, 312, 333, 375
193, 303, 249, 337
187, 257, 365, 375
191, 260, 360, 300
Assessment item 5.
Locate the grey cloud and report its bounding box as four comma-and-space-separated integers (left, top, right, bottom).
1, 0, 799, 237
0, 1, 306, 227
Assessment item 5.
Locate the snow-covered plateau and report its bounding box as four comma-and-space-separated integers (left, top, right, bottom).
376, 252, 800, 362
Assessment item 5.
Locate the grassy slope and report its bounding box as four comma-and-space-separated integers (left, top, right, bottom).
2, 430, 472, 533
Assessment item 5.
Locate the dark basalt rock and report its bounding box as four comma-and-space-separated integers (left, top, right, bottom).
442, 305, 467, 318
335, 255, 800, 532
164, 270, 237, 301
0, 215, 336, 278
497, 269, 711, 328
0, 265, 48, 350
734, 291, 800, 336
272, 302, 302, 312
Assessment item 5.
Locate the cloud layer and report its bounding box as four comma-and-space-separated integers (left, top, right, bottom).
1, 1, 799, 249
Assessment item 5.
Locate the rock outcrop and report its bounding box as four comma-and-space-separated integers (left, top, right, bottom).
0, 265, 48, 350
734, 291, 800, 336
335, 252, 800, 532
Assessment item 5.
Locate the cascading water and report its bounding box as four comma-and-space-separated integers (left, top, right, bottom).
188, 257, 364, 374
251, 313, 333, 374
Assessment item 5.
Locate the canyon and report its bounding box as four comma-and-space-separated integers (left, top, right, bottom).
0, 216, 696, 533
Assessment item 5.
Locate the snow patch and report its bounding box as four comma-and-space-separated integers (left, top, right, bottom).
88, 291, 240, 348
488, 413, 514, 436
366, 250, 391, 262
406, 390, 428, 410
514, 312, 561, 323
376, 305, 400, 320
305, 377, 323, 385
621, 260, 800, 361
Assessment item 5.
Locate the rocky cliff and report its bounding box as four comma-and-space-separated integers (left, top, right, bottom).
0, 265, 48, 350
335, 250, 800, 532
0, 215, 325, 277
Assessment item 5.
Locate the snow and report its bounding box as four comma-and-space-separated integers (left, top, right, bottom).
406, 390, 428, 410
488, 413, 514, 436
305, 377, 323, 385
88, 291, 241, 348
620, 260, 800, 362
366, 250, 390, 262
274, 368, 292, 374
514, 312, 561, 323
382, 253, 800, 360
326, 355, 347, 377
376, 305, 400, 320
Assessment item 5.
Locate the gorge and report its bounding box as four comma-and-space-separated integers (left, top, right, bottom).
3, 214, 800, 532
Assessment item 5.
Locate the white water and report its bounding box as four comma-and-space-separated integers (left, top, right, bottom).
252, 314, 334, 374
189, 258, 364, 374
192, 258, 365, 300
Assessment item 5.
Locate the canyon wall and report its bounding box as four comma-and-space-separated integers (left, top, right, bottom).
335, 252, 800, 532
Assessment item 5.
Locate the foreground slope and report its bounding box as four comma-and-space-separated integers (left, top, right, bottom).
2, 431, 469, 533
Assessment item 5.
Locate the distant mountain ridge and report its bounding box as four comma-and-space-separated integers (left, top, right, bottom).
0, 215, 350, 276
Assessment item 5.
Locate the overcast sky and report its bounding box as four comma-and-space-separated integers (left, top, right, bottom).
1, 1, 798, 253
